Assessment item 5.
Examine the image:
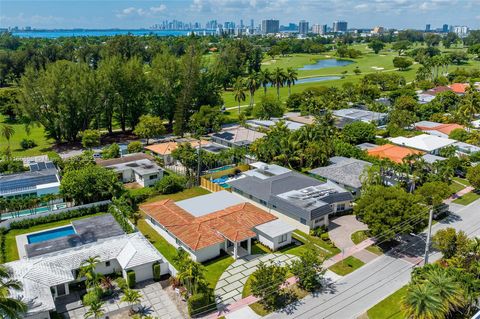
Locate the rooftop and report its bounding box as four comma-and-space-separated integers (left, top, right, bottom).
96, 153, 162, 175
333, 108, 387, 122
145, 140, 210, 156
211, 126, 265, 146
141, 200, 277, 250
0, 162, 59, 196
246, 119, 304, 131
367, 144, 424, 164
176, 190, 244, 217
286, 114, 315, 125
254, 219, 296, 238
388, 134, 456, 152
309, 156, 372, 189
415, 121, 464, 136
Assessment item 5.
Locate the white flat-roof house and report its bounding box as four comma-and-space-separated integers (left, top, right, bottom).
389, 134, 456, 155
96, 153, 164, 187
0, 161, 60, 199
8, 214, 170, 319
141, 191, 295, 262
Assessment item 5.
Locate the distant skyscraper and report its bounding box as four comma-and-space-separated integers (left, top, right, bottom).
425, 24, 431, 32
261, 19, 280, 34
452, 25, 469, 37
250, 19, 254, 29
442, 24, 449, 33
298, 20, 309, 35
333, 21, 347, 33
312, 24, 327, 35
240, 19, 244, 28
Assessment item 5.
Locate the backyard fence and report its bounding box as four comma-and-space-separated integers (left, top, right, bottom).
200, 178, 231, 193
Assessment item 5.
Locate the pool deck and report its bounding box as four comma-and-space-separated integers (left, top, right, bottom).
16, 224, 76, 259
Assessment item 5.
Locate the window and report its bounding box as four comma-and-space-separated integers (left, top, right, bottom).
149, 174, 158, 180
337, 203, 346, 211
279, 234, 288, 243
105, 261, 110, 267
300, 218, 307, 225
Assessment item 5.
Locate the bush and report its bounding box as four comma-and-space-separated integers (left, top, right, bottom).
155, 175, 186, 194
127, 270, 136, 289
310, 226, 327, 237
188, 292, 215, 316
127, 187, 156, 205
9, 205, 107, 230
81, 129, 101, 149
107, 205, 135, 234
82, 287, 102, 306
102, 143, 120, 159
20, 138, 36, 150
153, 262, 161, 282
127, 141, 144, 154
0, 160, 26, 174
320, 233, 330, 242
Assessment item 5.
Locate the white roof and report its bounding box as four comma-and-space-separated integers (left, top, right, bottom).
254, 219, 296, 238
247, 162, 291, 179
176, 191, 245, 217
388, 134, 456, 152
246, 119, 304, 131
7, 233, 165, 315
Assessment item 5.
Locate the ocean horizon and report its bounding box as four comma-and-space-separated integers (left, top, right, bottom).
10, 29, 215, 38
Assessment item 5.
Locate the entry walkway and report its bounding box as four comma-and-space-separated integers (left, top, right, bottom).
328, 215, 369, 250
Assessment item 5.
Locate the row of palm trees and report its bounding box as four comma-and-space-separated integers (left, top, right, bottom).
233, 67, 299, 113
0, 193, 63, 219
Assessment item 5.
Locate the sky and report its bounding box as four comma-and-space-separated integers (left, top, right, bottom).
1, 0, 480, 30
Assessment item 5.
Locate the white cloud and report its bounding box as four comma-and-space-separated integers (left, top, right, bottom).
116, 4, 167, 18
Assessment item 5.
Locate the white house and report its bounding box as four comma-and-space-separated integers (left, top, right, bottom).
388, 134, 456, 155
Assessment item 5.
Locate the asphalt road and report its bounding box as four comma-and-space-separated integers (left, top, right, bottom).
267, 199, 480, 319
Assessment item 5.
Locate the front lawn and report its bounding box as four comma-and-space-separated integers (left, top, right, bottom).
351, 230, 383, 255
367, 286, 407, 319
203, 253, 234, 289
136, 219, 178, 266
453, 191, 480, 205
293, 230, 340, 257
449, 181, 466, 195
4, 212, 105, 262
144, 187, 210, 203
328, 256, 365, 276
452, 177, 470, 187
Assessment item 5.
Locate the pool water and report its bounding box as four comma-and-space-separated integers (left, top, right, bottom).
27, 226, 76, 244
298, 59, 354, 70
296, 76, 342, 84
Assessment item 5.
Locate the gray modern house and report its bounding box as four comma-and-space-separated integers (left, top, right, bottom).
228, 162, 354, 232
309, 156, 372, 197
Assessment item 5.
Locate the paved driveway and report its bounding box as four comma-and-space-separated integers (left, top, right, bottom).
214, 253, 298, 308
328, 215, 368, 250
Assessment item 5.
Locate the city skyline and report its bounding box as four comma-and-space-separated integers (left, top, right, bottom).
1, 0, 480, 30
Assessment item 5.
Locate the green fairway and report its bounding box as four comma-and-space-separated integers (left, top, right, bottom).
0, 114, 54, 158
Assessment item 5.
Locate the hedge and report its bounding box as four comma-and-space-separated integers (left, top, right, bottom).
127, 270, 136, 289
188, 292, 215, 317
0, 228, 6, 263
9, 205, 108, 230
107, 205, 135, 234
152, 262, 161, 282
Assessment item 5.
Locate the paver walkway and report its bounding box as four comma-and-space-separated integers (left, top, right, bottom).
214, 253, 298, 308
328, 215, 369, 250
445, 186, 474, 204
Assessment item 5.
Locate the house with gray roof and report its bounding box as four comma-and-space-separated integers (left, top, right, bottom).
8, 214, 170, 318
228, 162, 354, 232
309, 157, 372, 197
210, 125, 265, 148
333, 108, 388, 128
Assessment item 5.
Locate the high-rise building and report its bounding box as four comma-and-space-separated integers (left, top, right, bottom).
425, 24, 431, 32
333, 21, 347, 33
452, 25, 469, 37
261, 19, 280, 34
250, 19, 254, 29
240, 19, 244, 28
442, 24, 449, 33
298, 20, 309, 35
312, 24, 327, 35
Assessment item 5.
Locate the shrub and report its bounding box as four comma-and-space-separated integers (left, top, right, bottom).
0, 228, 6, 263
81, 129, 101, 149
320, 233, 330, 242
188, 292, 215, 316
127, 141, 144, 154
127, 270, 136, 289
310, 226, 327, 237
0, 160, 26, 174
82, 287, 102, 306
20, 138, 36, 149
126, 187, 156, 205
101, 143, 120, 159
154, 175, 186, 194
107, 205, 135, 234
152, 262, 161, 282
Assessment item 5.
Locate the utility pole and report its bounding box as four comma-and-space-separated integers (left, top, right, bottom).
424, 206, 434, 265
197, 139, 202, 186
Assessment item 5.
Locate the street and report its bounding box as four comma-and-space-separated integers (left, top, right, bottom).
267, 200, 480, 319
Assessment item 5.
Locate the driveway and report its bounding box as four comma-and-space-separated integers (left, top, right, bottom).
328, 215, 368, 250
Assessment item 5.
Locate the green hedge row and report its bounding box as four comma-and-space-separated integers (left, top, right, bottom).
0, 228, 6, 263
152, 262, 161, 282
9, 205, 108, 230
107, 205, 135, 234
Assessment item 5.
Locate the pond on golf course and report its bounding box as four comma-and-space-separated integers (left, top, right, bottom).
298, 59, 354, 70
296, 76, 342, 84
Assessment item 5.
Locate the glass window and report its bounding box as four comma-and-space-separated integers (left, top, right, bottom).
300, 218, 307, 225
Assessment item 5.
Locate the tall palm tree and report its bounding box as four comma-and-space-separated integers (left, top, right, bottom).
285, 67, 298, 96
0, 265, 27, 319
232, 77, 246, 114
84, 300, 105, 319
272, 67, 286, 100
427, 270, 465, 312
78, 256, 101, 288
120, 289, 142, 310
458, 84, 480, 126
402, 284, 448, 319
0, 125, 15, 159
245, 72, 260, 108
258, 69, 272, 95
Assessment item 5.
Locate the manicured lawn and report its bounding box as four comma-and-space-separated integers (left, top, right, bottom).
329, 256, 365, 276
4, 212, 105, 262
351, 230, 383, 255
293, 230, 341, 256
449, 181, 465, 195
453, 191, 480, 205
251, 242, 271, 255
203, 253, 234, 289
144, 187, 211, 203
136, 219, 179, 266
453, 177, 470, 187
367, 286, 407, 319
0, 114, 55, 157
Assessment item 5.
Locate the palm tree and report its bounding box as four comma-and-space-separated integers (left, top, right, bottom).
0, 265, 27, 319
0, 125, 15, 159
427, 271, 465, 312
232, 77, 246, 114
245, 72, 260, 108
78, 256, 101, 288
121, 289, 142, 314
458, 84, 480, 126
272, 67, 286, 100
402, 284, 448, 319
285, 67, 298, 96
177, 259, 208, 296
258, 69, 272, 95
84, 300, 105, 319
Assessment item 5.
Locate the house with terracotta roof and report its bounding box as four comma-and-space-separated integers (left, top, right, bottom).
145, 140, 210, 165
367, 144, 424, 164
450, 83, 469, 95
414, 121, 464, 139
141, 191, 295, 261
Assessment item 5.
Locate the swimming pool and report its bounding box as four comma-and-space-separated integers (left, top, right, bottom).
27, 226, 76, 244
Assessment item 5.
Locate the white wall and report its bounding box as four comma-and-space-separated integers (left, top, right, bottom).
25, 311, 50, 319
256, 232, 292, 251
193, 243, 222, 262
94, 259, 122, 276
140, 171, 163, 187
129, 263, 154, 282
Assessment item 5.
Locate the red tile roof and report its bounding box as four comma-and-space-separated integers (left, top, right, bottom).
425, 86, 452, 96
367, 144, 424, 164
450, 83, 468, 94
415, 123, 464, 136
140, 200, 277, 251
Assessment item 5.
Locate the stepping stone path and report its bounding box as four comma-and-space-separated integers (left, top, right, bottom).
214, 253, 298, 308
